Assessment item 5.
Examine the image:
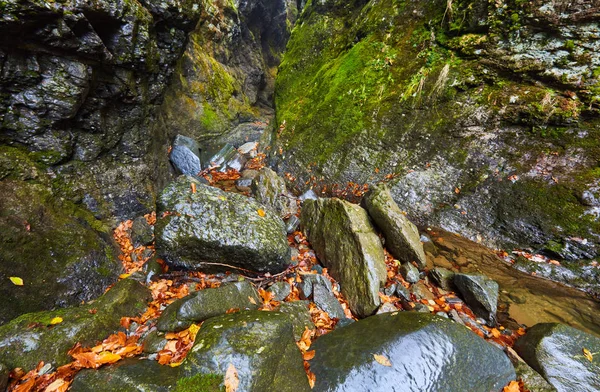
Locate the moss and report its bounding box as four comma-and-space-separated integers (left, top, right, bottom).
173, 374, 224, 392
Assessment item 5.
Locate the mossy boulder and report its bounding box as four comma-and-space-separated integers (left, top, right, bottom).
182, 310, 310, 392
70, 358, 180, 392
514, 323, 600, 392
155, 176, 291, 273
0, 169, 120, 324
0, 279, 151, 371
271, 0, 600, 262
301, 198, 386, 318
156, 281, 261, 332
310, 312, 516, 391
363, 183, 426, 269
251, 167, 298, 218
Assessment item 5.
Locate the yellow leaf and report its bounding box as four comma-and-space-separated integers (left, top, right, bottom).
96, 351, 121, 365
257, 209, 266, 217
503, 380, 520, 392
169, 361, 183, 367
224, 363, 239, 392
119, 273, 130, 279
188, 323, 201, 340
50, 317, 63, 325
583, 348, 593, 362
9, 277, 23, 286
248, 296, 257, 305
373, 353, 392, 367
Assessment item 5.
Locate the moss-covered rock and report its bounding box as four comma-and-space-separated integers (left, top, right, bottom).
271, 0, 600, 262
0, 154, 121, 324
310, 312, 516, 391
301, 198, 386, 318
155, 176, 291, 273
514, 323, 600, 392
182, 310, 310, 392
0, 279, 151, 371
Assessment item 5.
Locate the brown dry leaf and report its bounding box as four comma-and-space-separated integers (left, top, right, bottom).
502, 380, 520, 392
583, 348, 594, 362
72, 352, 97, 368
306, 369, 316, 389
224, 363, 239, 392
13, 377, 35, 392
491, 328, 502, 338
373, 354, 392, 367
303, 350, 316, 361
191, 183, 197, 194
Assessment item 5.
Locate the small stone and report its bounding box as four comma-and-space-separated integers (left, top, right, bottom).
395, 285, 411, 302
169, 135, 202, 176
383, 283, 397, 297
299, 189, 318, 201
285, 215, 301, 234
412, 303, 430, 313
448, 309, 465, 325
430, 267, 455, 291
142, 330, 167, 354
377, 302, 398, 314
400, 263, 420, 283
435, 312, 449, 318
410, 282, 435, 301
268, 281, 292, 302
298, 274, 332, 299
313, 283, 346, 319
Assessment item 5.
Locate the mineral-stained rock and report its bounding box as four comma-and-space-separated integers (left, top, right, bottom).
301, 198, 386, 318
155, 176, 291, 273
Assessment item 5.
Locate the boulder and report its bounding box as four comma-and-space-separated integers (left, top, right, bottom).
156, 281, 260, 332
514, 323, 600, 392
363, 184, 427, 269
0, 279, 151, 371
169, 135, 202, 177
267, 281, 292, 302
400, 263, 420, 283
70, 358, 179, 392
301, 198, 386, 318
155, 176, 291, 273
182, 311, 310, 392
275, 301, 314, 340
310, 312, 516, 391
454, 274, 499, 326
251, 167, 298, 218
0, 363, 8, 391
505, 347, 557, 392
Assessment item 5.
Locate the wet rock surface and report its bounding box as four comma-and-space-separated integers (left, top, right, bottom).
0, 279, 151, 371
156, 281, 260, 332
169, 135, 202, 177
301, 198, 387, 317
182, 310, 310, 392
363, 184, 427, 269
310, 312, 516, 392
252, 167, 298, 218
454, 274, 499, 326
514, 323, 600, 392
155, 176, 291, 273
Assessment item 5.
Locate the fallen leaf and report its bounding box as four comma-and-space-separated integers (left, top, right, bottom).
191, 183, 197, 194
502, 380, 520, 392
96, 351, 121, 365
45, 378, 69, 392
373, 354, 392, 367
303, 350, 316, 361
257, 209, 266, 217
119, 273, 130, 279
224, 363, 239, 392
583, 348, 593, 362
490, 328, 501, 338
306, 369, 316, 389
50, 317, 63, 325
248, 296, 257, 305
9, 276, 24, 286
72, 352, 97, 368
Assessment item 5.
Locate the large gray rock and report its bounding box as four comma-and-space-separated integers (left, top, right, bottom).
71, 359, 180, 392
514, 323, 600, 392
454, 274, 499, 326
182, 311, 310, 392
156, 281, 260, 332
301, 198, 387, 318
155, 176, 291, 273
310, 312, 516, 391
251, 167, 298, 218
363, 184, 427, 269
0, 279, 151, 371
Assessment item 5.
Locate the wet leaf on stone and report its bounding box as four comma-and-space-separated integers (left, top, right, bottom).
502, 380, 520, 392
50, 317, 63, 325
583, 348, 593, 362
9, 276, 24, 286
257, 209, 266, 217
373, 353, 392, 367
224, 363, 239, 392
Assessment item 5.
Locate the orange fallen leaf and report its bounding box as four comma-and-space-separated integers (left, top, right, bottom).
583, 348, 593, 362
373, 354, 392, 367
191, 183, 197, 194
503, 380, 520, 392
96, 351, 121, 365
224, 363, 239, 392
491, 328, 501, 338
303, 350, 316, 361
257, 209, 266, 217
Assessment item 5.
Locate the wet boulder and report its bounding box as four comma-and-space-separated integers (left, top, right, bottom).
182, 310, 310, 392
0, 279, 151, 371
71, 358, 180, 392
514, 323, 600, 392
275, 301, 314, 340
363, 184, 427, 269
400, 262, 420, 283
251, 167, 298, 218
301, 198, 386, 317
131, 216, 154, 248
156, 281, 260, 332
454, 274, 499, 326
155, 176, 291, 273
169, 135, 202, 177
310, 312, 516, 391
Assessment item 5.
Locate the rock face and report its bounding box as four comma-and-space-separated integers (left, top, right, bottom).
156, 0, 299, 149
301, 198, 386, 318
71, 359, 180, 392
0, 167, 119, 324
155, 176, 291, 273
514, 323, 600, 392
182, 310, 310, 392
272, 0, 600, 261
363, 184, 427, 269
310, 312, 516, 392
0, 279, 151, 371
454, 274, 499, 326
156, 281, 261, 332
